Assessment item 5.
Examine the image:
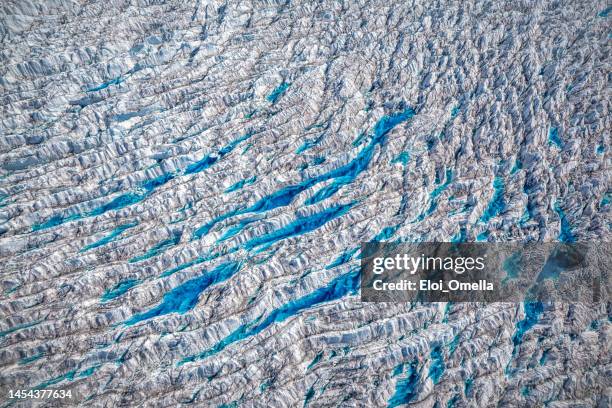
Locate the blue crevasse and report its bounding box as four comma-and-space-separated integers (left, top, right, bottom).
428, 345, 445, 384
553, 203, 575, 243
326, 247, 359, 269
392, 151, 410, 165
217, 217, 261, 243
480, 177, 506, 223
451, 227, 467, 243
129, 230, 182, 263
184, 154, 219, 175
125, 262, 242, 326
303, 385, 315, 407
160, 256, 209, 278
32, 213, 83, 231
88, 192, 147, 218
388, 360, 420, 407
84, 172, 173, 221
113, 107, 153, 122
179, 268, 360, 364
442, 302, 452, 323
352, 131, 367, 147
243, 202, 355, 250
246, 182, 315, 213
35, 370, 77, 390
87, 76, 123, 92
192, 209, 240, 240
446, 395, 460, 408
392, 363, 404, 377
36, 364, 98, 389
78, 365, 101, 378
510, 302, 544, 360
510, 159, 522, 175
305, 176, 352, 205
93, 171, 173, 214
548, 127, 563, 149
374, 225, 400, 241
225, 176, 257, 193
312, 156, 326, 165
80, 222, 138, 252
192, 108, 415, 238
464, 377, 474, 396
267, 82, 290, 104
218, 223, 247, 242
0, 319, 41, 338
476, 230, 489, 241
307, 352, 323, 370
598, 7, 611, 17
513, 302, 544, 346
218, 402, 238, 408
417, 169, 453, 220
141, 172, 175, 192
19, 352, 45, 365
450, 105, 460, 118
506, 302, 545, 376
219, 132, 254, 155
101, 279, 140, 303
185, 133, 253, 175
254, 108, 414, 214
296, 136, 323, 154
260, 379, 272, 392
